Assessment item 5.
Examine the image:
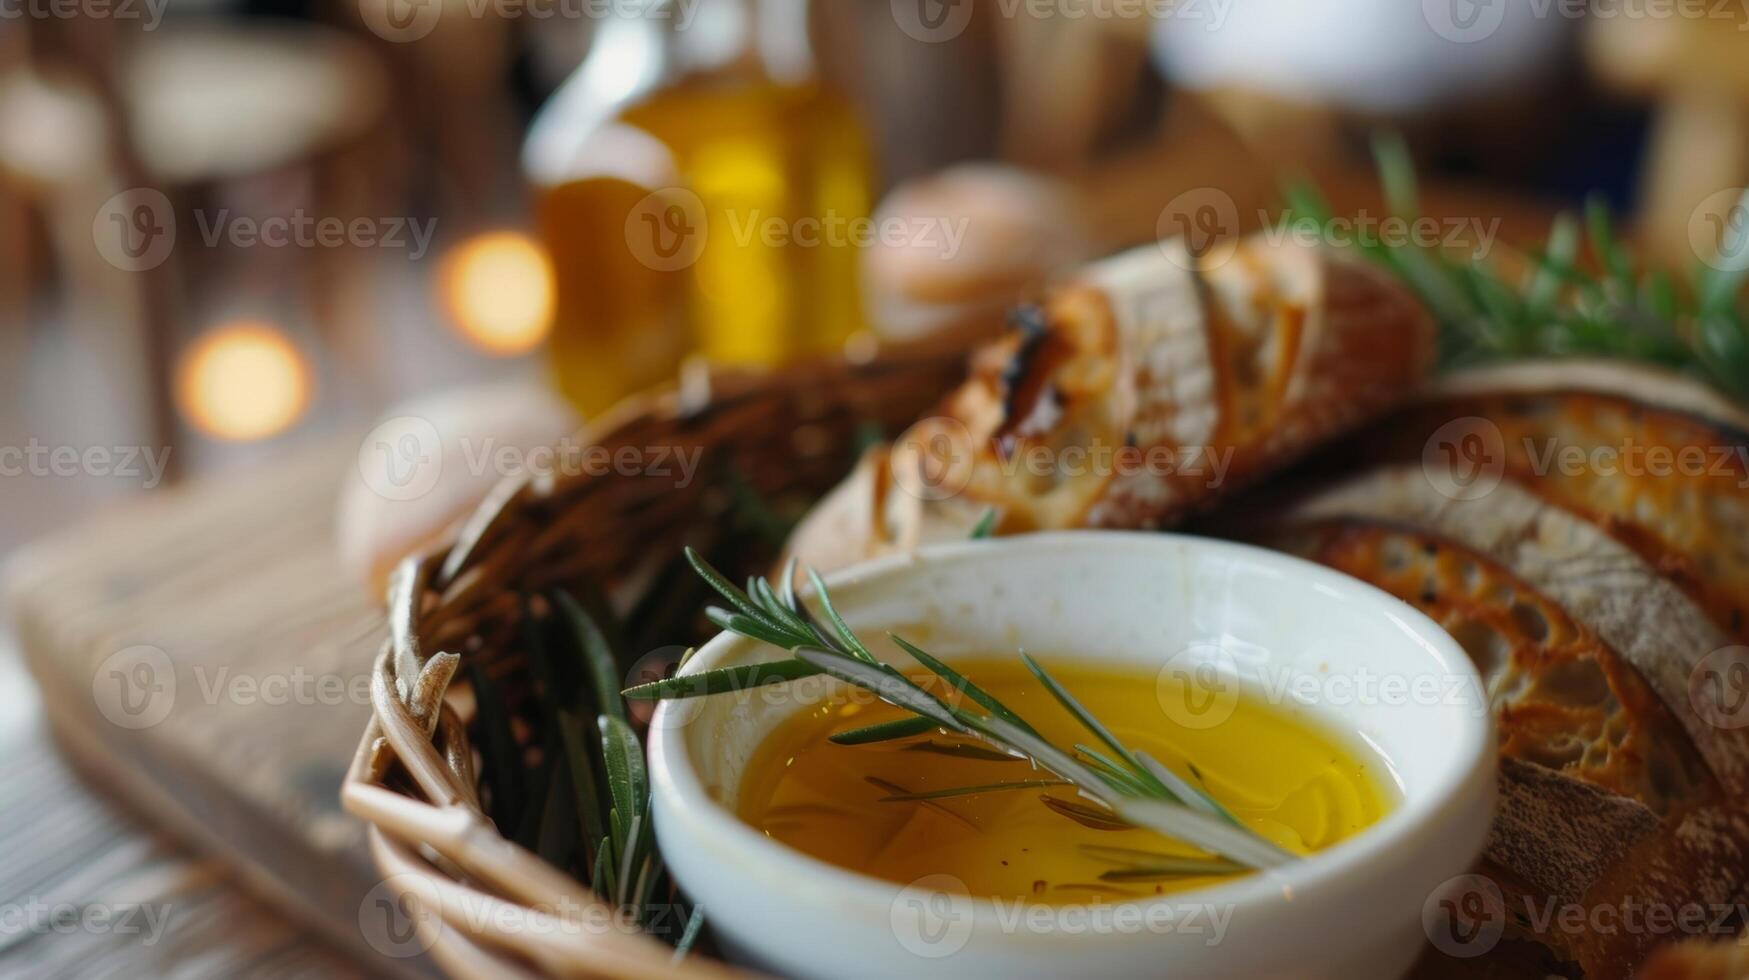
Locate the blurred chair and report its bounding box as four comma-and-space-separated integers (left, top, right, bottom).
0, 19, 389, 479
1588, 12, 1749, 268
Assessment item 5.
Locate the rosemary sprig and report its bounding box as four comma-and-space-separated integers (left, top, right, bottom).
1285, 134, 1749, 402
627, 551, 1297, 872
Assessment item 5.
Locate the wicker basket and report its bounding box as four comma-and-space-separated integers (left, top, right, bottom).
341, 339, 976, 978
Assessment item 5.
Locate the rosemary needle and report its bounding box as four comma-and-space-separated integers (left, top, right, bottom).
630, 550, 1299, 873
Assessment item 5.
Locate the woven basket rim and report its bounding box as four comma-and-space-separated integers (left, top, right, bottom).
340, 335, 985, 978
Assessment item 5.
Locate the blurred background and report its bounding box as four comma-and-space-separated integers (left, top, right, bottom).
1, 1, 1747, 974
8, 0, 1739, 551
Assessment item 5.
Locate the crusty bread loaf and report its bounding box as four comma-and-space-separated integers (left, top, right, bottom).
786, 234, 1435, 570
1255, 361, 1749, 978
1640, 932, 1749, 980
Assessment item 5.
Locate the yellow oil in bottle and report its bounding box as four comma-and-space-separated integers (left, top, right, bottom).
736, 658, 1395, 905
527, 3, 873, 416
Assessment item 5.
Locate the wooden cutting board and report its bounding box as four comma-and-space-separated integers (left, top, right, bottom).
2, 439, 423, 977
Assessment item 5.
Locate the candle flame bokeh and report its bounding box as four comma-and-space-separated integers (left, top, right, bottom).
438, 231, 556, 356
175, 321, 312, 442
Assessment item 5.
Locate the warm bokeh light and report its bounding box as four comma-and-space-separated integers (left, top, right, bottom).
175, 321, 312, 442
439, 231, 555, 356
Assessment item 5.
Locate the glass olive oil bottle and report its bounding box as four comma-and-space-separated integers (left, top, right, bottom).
525, 0, 873, 415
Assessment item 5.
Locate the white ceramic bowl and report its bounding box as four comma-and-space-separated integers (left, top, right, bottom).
648, 532, 1495, 979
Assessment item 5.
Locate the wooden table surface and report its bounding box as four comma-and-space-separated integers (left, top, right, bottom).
0, 440, 417, 979
0, 635, 371, 978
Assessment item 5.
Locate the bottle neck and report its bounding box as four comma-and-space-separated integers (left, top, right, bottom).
663, 0, 816, 85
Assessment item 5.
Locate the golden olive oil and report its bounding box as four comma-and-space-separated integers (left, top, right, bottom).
736, 658, 1395, 905
525, 0, 874, 416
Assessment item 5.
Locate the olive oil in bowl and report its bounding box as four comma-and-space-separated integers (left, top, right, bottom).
736, 658, 1396, 905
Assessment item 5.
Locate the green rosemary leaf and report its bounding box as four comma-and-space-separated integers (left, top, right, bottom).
1039, 795, 1129, 831
684, 547, 767, 623
866, 777, 978, 830
616, 811, 643, 907
466, 662, 525, 835
878, 779, 1068, 802
1373, 133, 1419, 220
1700, 315, 1749, 400
805, 569, 877, 663
1281, 180, 1334, 227
591, 831, 613, 898
778, 557, 800, 613
748, 576, 818, 647
794, 647, 961, 731
829, 716, 937, 745
1074, 744, 1155, 796
705, 608, 802, 651
622, 658, 820, 700
1526, 213, 1580, 311
968, 508, 997, 539
903, 740, 1021, 762
891, 634, 1036, 735
531, 752, 580, 868
557, 709, 607, 857
1109, 797, 1296, 870
553, 590, 626, 724
1080, 844, 1207, 865
1586, 195, 1635, 293
722, 467, 795, 547
672, 907, 707, 961
600, 715, 646, 824
1099, 860, 1245, 882
1134, 751, 1245, 829
1019, 653, 1167, 797
1641, 268, 1678, 321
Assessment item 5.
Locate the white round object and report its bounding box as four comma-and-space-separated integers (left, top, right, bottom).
648, 532, 1496, 980
1152, 0, 1569, 113
336, 380, 579, 598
